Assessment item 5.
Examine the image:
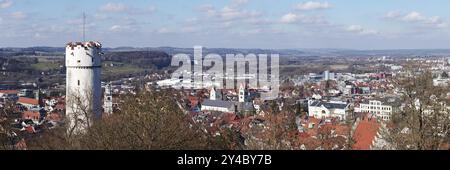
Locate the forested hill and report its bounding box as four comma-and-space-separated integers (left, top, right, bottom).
102, 51, 171, 69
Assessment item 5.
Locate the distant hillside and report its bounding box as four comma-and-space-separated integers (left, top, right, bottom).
2, 46, 450, 58
111, 47, 450, 57
103, 51, 172, 69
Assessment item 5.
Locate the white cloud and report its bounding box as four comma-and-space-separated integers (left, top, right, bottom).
202, 5, 261, 22
402, 11, 425, 22
245, 17, 271, 25
197, 1, 267, 28
198, 4, 216, 16
66, 18, 83, 25
185, 17, 198, 24
181, 26, 200, 33
128, 6, 156, 15
346, 25, 379, 35
385, 11, 447, 28
99, 3, 155, 17
295, 1, 331, 11
385, 11, 401, 19
157, 27, 172, 34
109, 24, 138, 33
346, 25, 363, 32
10, 11, 27, 20
281, 13, 298, 24
100, 3, 128, 13
0, 0, 12, 9
425, 16, 447, 28
280, 13, 328, 24
247, 29, 261, 34
109, 25, 122, 32
220, 6, 241, 20
230, 0, 249, 7
220, 21, 233, 29
148, 6, 157, 13
198, 4, 213, 10
34, 33, 43, 38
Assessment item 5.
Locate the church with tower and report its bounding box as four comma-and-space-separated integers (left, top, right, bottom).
201, 84, 255, 114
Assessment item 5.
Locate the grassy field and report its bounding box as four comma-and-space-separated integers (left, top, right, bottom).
31, 62, 60, 71
102, 61, 145, 75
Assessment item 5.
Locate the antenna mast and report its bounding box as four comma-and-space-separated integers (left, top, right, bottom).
83, 12, 86, 42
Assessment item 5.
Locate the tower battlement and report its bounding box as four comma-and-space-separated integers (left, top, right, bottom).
65, 41, 102, 67
66, 41, 102, 50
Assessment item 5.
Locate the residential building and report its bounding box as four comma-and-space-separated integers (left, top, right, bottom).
308, 100, 349, 120
201, 99, 235, 113
18, 89, 34, 98
0, 90, 18, 103
353, 115, 383, 150
17, 97, 40, 110
358, 100, 393, 121
22, 111, 41, 123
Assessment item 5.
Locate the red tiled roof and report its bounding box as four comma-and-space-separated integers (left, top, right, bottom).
22, 111, 40, 120
55, 103, 65, 110
298, 132, 311, 139
298, 136, 320, 149
353, 118, 381, 150
334, 124, 350, 136
18, 97, 39, 105
46, 112, 62, 122
25, 126, 36, 133
0, 90, 18, 94
221, 113, 237, 122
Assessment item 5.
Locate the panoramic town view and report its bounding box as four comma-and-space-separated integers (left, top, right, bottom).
0, 0, 449, 152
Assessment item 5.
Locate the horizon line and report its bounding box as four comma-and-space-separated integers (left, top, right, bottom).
2, 45, 450, 51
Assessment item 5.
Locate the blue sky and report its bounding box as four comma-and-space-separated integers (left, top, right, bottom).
0, 0, 449, 49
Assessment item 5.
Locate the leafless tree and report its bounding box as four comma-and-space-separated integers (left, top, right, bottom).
28, 89, 227, 150
245, 112, 298, 150
387, 67, 450, 150
0, 100, 18, 150
65, 88, 96, 140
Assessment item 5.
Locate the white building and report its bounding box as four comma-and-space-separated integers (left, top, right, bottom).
433, 78, 449, 87
308, 100, 349, 120
323, 70, 335, 81
312, 94, 322, 100
156, 78, 181, 87
238, 84, 246, 103
343, 85, 353, 96
358, 100, 393, 121
0, 90, 18, 103
65, 41, 102, 134
104, 83, 113, 115
201, 99, 235, 113
210, 86, 221, 101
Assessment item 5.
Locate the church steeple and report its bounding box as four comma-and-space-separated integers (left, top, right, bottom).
104, 82, 113, 115
239, 84, 246, 103
210, 86, 217, 100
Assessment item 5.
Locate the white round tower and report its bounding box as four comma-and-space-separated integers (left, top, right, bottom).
65, 41, 102, 134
